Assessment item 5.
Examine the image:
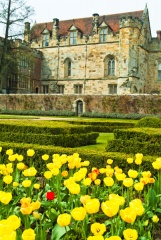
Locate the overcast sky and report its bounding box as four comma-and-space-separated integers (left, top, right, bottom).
27, 0, 160, 37
0, 0, 160, 37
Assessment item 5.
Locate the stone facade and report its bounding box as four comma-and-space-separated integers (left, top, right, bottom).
25, 4, 161, 98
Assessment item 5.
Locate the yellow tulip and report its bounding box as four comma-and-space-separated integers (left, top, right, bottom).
71, 207, 86, 221
129, 199, 144, 216
57, 213, 71, 227
134, 182, 144, 191
13, 182, 19, 187
128, 169, 138, 178
8, 155, 16, 162
67, 183, 80, 194
123, 178, 133, 187
17, 162, 26, 170
152, 215, 159, 223
31, 200, 41, 211
84, 198, 100, 214
17, 154, 24, 161
105, 237, 122, 240
0, 191, 12, 204
91, 222, 106, 236
81, 161, 90, 166
109, 194, 125, 206
123, 228, 138, 240
87, 236, 104, 240
120, 207, 136, 223
115, 173, 126, 181
107, 159, 113, 165
127, 158, 133, 164
22, 228, 36, 240
33, 211, 41, 219
61, 170, 68, 178
51, 167, 59, 176
94, 179, 101, 185
6, 149, 13, 156
42, 154, 49, 161
80, 195, 91, 204
141, 171, 151, 178
44, 171, 52, 179
27, 149, 35, 157
23, 167, 37, 177
7, 215, 21, 230
3, 175, 13, 184
103, 177, 114, 187
33, 183, 40, 189
22, 180, 31, 188
83, 178, 92, 186
101, 200, 119, 217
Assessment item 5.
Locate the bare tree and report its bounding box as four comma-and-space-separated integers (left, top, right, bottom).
0, 0, 34, 93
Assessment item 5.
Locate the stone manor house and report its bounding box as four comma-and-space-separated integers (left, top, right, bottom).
1, 4, 161, 97
23, 4, 161, 96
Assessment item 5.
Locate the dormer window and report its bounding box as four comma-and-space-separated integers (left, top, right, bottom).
100, 28, 107, 42
70, 31, 77, 45
42, 28, 50, 47
43, 34, 49, 47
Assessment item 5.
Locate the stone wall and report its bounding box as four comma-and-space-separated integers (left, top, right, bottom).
0, 94, 161, 115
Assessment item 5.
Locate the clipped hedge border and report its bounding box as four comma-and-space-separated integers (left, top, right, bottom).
0, 141, 157, 175
0, 121, 93, 135
113, 128, 161, 143
0, 132, 99, 148
106, 139, 161, 156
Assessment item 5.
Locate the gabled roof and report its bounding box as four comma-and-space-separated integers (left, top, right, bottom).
31, 10, 144, 40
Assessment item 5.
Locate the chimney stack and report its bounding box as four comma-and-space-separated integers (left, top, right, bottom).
157, 30, 161, 40
24, 22, 30, 42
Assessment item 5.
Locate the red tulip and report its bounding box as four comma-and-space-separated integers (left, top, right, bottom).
46, 191, 55, 200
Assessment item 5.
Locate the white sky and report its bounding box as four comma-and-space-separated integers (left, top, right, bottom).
0, 0, 160, 37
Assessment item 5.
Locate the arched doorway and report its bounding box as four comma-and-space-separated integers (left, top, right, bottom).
76, 100, 83, 116
35, 87, 39, 93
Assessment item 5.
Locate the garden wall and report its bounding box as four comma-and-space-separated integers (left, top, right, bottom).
0, 94, 161, 114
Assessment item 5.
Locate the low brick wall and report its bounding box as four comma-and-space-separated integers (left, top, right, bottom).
0, 94, 161, 114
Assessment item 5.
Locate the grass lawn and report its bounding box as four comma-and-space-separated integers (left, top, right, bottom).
74, 132, 114, 152
0, 115, 37, 119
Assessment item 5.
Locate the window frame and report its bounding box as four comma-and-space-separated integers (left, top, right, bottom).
42, 34, 49, 47
108, 58, 115, 76
158, 63, 161, 79
64, 58, 72, 78
70, 31, 77, 45
74, 84, 83, 94
100, 28, 107, 42
108, 84, 117, 94
42, 85, 49, 94
58, 85, 65, 94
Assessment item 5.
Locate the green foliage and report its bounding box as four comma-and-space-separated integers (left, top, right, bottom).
0, 109, 75, 116
135, 117, 161, 128
106, 139, 161, 156
0, 131, 98, 147
81, 112, 161, 120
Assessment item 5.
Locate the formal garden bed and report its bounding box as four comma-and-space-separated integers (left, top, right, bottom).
0, 147, 161, 240
0, 116, 161, 239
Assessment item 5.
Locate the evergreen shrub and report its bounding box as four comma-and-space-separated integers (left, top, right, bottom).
135, 116, 161, 128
